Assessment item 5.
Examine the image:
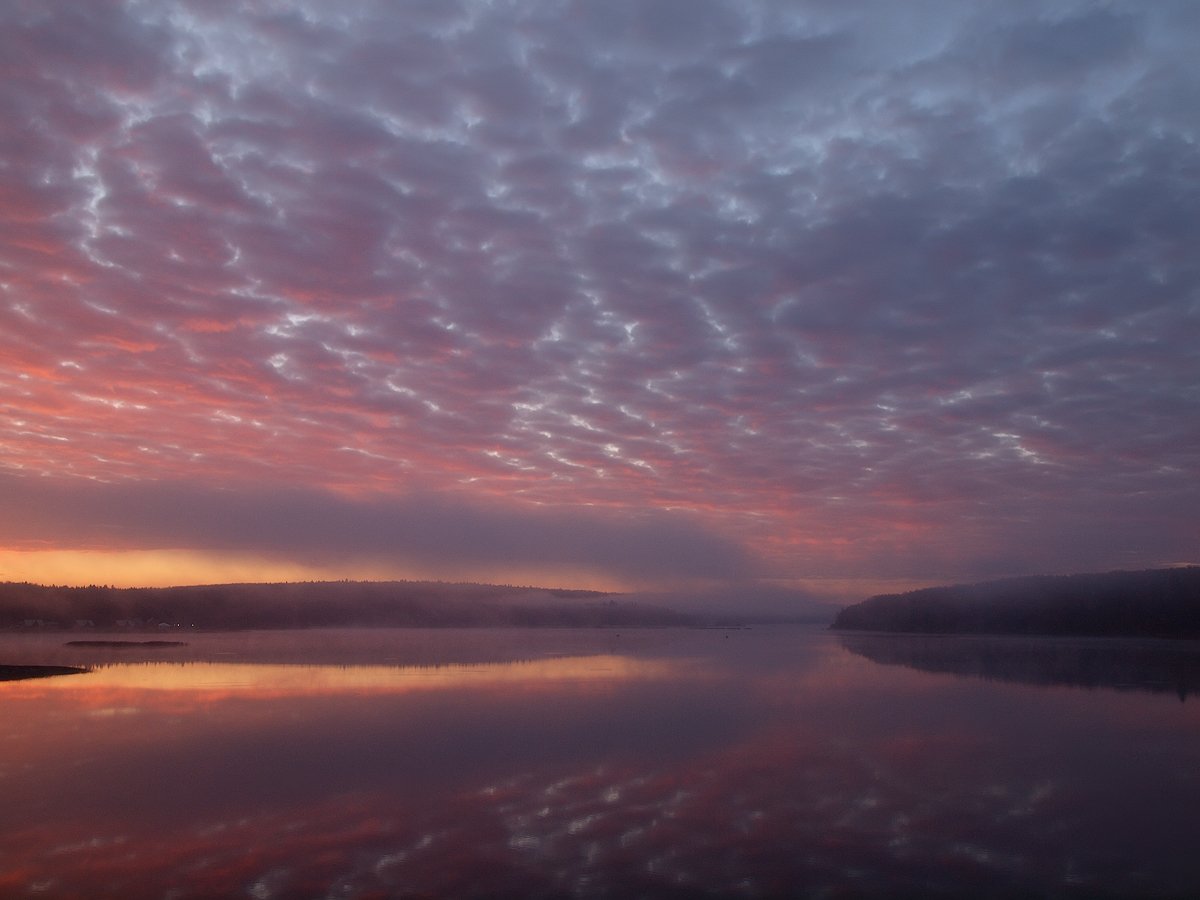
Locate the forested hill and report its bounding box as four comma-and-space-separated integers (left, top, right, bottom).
0, 580, 694, 630
832, 567, 1200, 638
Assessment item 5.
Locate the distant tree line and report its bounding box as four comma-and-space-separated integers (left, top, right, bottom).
832, 567, 1200, 638
0, 580, 695, 631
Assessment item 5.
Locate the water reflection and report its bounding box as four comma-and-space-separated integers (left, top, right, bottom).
838, 631, 1200, 700
0, 627, 694, 669
1, 627, 1198, 898
32, 655, 689, 696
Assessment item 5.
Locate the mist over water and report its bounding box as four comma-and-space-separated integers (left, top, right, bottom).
2, 627, 1198, 898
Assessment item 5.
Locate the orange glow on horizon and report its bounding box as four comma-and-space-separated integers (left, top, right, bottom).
0, 548, 633, 592
0, 547, 946, 603
0, 549, 369, 588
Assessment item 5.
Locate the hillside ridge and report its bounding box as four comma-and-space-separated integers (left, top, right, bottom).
832, 567, 1200, 638
0, 579, 688, 630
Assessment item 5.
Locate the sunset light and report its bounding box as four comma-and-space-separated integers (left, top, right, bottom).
2, 1, 1195, 602
3, 6, 1199, 893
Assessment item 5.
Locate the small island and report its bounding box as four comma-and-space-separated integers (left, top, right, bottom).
833, 567, 1200, 638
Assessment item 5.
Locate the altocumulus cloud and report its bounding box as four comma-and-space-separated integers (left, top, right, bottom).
0, 0, 1197, 590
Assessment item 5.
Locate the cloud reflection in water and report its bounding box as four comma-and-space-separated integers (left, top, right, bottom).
1, 627, 1198, 898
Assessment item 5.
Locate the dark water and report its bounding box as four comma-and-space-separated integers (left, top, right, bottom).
1, 626, 1198, 898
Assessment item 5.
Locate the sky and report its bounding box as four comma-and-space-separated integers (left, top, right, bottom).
1, 0, 1197, 604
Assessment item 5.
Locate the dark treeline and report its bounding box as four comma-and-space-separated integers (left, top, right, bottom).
833, 567, 1200, 638
0, 580, 695, 630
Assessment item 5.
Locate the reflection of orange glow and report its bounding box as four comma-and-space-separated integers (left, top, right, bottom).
3, 632, 1199, 898
31, 656, 689, 699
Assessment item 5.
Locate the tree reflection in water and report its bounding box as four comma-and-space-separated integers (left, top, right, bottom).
838, 631, 1200, 701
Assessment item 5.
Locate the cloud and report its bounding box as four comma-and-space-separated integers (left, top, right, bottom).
0, 474, 755, 585
1, 1, 1197, 589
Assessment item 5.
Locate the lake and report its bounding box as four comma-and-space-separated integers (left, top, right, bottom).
1, 626, 1198, 898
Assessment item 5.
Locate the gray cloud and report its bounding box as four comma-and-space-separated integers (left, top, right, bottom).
0, 474, 754, 584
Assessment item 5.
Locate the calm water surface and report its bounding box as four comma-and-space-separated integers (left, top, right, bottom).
1, 626, 1198, 898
